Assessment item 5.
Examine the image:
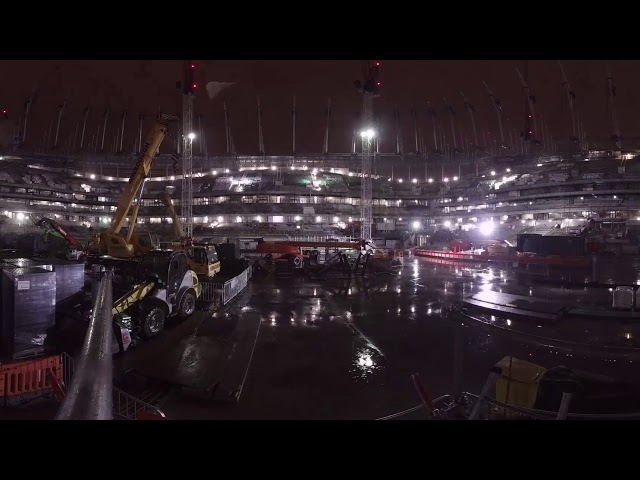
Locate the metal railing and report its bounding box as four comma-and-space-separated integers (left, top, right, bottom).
56, 268, 114, 420
201, 266, 252, 306
61, 353, 166, 420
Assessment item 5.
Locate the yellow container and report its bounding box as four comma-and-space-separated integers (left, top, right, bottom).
495, 356, 547, 413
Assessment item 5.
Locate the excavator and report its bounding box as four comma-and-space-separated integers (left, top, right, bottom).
91, 114, 172, 258
159, 189, 221, 279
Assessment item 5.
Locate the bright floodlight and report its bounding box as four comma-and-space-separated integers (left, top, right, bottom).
271, 165, 276, 171
453, 176, 459, 181
444, 220, 451, 228
360, 128, 375, 140
16, 212, 24, 221
479, 221, 495, 236
443, 177, 449, 183
428, 178, 434, 183
490, 170, 496, 176
187, 132, 196, 140
412, 221, 421, 230
412, 178, 417, 183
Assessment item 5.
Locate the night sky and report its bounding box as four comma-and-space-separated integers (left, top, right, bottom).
1, 60, 639, 155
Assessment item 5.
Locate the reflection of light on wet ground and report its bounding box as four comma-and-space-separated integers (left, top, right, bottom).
352, 346, 380, 380
477, 270, 495, 291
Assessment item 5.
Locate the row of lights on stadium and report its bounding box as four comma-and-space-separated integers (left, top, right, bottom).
79, 166, 515, 184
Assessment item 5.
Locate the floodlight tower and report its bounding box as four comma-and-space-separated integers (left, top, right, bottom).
353, 60, 381, 242
181, 60, 197, 238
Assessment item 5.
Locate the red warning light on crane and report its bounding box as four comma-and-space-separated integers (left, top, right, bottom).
376, 61, 380, 66
192, 83, 197, 89
190, 64, 195, 69
377, 82, 381, 86
529, 130, 533, 135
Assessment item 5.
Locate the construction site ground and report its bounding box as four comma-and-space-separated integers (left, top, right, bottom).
4, 256, 640, 420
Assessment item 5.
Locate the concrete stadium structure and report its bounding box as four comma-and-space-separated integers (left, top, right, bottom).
1, 148, 640, 248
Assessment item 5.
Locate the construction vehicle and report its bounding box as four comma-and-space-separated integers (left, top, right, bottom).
32, 216, 87, 261
159, 189, 221, 279
111, 250, 201, 339
92, 114, 172, 258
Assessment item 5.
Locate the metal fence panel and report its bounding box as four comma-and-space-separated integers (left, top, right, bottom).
200, 266, 252, 306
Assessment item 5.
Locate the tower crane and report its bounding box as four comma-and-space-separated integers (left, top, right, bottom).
353, 60, 381, 242
558, 61, 578, 145
515, 67, 539, 147
426, 100, 439, 152
459, 90, 478, 148
606, 62, 622, 151
442, 97, 457, 151
180, 61, 197, 239
482, 81, 505, 149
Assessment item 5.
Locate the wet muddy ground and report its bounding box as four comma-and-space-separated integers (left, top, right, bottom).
139, 257, 640, 420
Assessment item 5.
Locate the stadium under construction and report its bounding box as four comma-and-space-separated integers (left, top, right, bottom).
1, 60, 640, 420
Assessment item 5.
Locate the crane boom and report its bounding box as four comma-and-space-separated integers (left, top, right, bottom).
558, 61, 577, 140
34, 217, 81, 247
606, 61, 622, 150
515, 67, 538, 144
482, 81, 505, 145
108, 114, 172, 235
161, 191, 185, 240
426, 100, 439, 151
459, 90, 478, 147
442, 97, 457, 150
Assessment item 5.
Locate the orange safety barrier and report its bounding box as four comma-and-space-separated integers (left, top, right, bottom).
0, 354, 63, 398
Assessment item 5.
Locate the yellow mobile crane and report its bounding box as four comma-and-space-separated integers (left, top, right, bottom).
93, 114, 173, 258
160, 190, 221, 279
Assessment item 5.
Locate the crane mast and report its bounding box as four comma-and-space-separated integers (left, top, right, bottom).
558, 61, 577, 143
482, 81, 505, 147
442, 97, 457, 150
515, 67, 538, 147
181, 61, 196, 239
426, 101, 439, 151
459, 90, 478, 147
606, 62, 622, 151
354, 61, 381, 242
